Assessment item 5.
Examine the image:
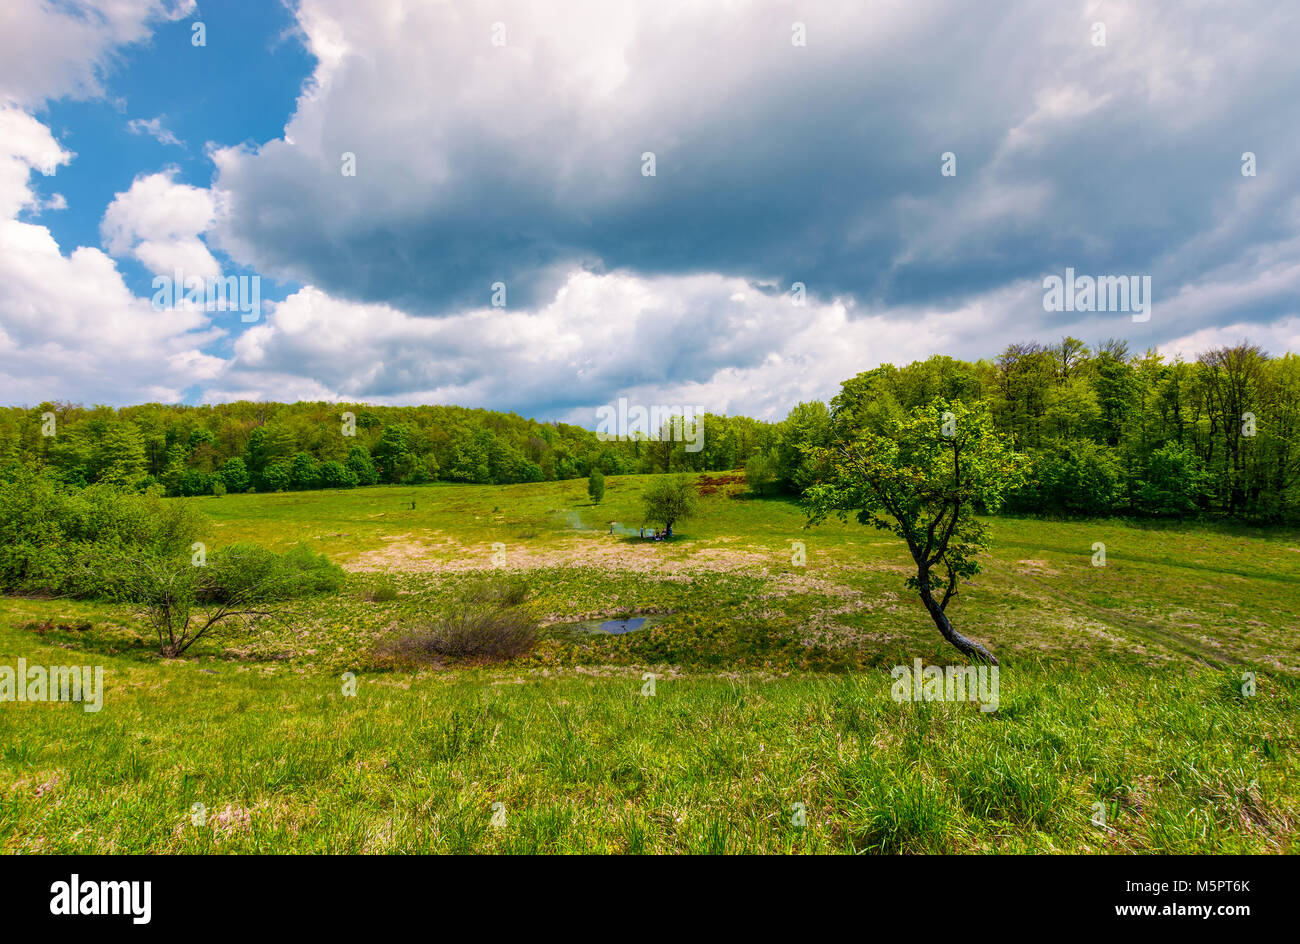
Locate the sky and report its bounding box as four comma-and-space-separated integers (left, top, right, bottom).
1, 0, 1298, 426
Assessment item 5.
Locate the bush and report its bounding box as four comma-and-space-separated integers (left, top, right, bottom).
0, 469, 206, 597
200, 544, 344, 603
260, 461, 292, 492
218, 457, 251, 493
318, 460, 358, 489
382, 578, 536, 664
113, 543, 344, 656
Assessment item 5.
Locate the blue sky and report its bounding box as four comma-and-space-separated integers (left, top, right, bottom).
33, 2, 309, 304
1, 0, 1297, 423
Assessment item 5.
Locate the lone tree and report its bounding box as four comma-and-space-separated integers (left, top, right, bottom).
641, 473, 699, 536
587, 468, 605, 505
804, 400, 1025, 664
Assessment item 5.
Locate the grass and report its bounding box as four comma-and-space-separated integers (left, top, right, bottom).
2, 474, 1298, 853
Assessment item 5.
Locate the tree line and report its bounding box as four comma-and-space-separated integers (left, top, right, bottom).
1, 338, 1296, 521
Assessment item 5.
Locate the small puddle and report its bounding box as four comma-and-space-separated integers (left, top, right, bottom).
597, 617, 646, 635
558, 614, 659, 636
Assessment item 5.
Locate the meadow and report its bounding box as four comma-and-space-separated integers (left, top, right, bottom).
1, 474, 1297, 853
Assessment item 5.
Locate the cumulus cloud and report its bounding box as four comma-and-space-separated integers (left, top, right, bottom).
0, 212, 225, 405
210, 269, 1074, 422
1, 0, 1297, 413
0, 106, 72, 219
100, 170, 220, 279
0, 0, 195, 106
0, 3, 225, 406
209, 0, 1300, 331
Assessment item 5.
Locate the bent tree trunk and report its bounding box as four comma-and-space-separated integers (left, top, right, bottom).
917, 580, 998, 665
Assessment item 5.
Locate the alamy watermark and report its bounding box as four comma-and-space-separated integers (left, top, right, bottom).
151, 269, 261, 323
1043, 268, 1151, 323
595, 397, 705, 452
891, 658, 998, 712
50, 875, 150, 924
0, 659, 103, 712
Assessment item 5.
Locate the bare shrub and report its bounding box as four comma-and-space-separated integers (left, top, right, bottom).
380, 578, 536, 665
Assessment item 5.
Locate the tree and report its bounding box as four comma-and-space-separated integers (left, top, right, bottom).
318, 459, 357, 489
91, 422, 147, 486
218, 457, 250, 493
374, 424, 418, 483
587, 468, 605, 504
345, 444, 378, 486
805, 400, 1026, 664
641, 474, 699, 536
113, 544, 342, 657
260, 461, 292, 492
289, 452, 320, 490
1135, 442, 1207, 517
745, 449, 778, 496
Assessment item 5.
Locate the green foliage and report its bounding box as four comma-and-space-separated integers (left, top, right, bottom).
0, 469, 206, 597
260, 461, 292, 492
744, 449, 778, 496
318, 459, 357, 489
200, 544, 344, 602
373, 424, 418, 484
1008, 440, 1121, 516
289, 452, 320, 490
345, 444, 378, 486
641, 474, 700, 533
587, 468, 605, 504
1, 340, 1296, 520
218, 457, 250, 493
1135, 442, 1208, 516
805, 400, 1027, 660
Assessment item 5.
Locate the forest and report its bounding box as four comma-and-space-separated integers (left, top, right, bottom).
2, 338, 1297, 522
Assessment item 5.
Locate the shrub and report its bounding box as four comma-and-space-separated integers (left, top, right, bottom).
200, 544, 344, 603
318, 460, 358, 489
383, 578, 536, 664
289, 453, 321, 490
260, 461, 292, 492
113, 543, 344, 656
0, 470, 206, 597
218, 457, 251, 493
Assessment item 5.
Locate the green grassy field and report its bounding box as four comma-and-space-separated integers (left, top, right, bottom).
2, 475, 1297, 853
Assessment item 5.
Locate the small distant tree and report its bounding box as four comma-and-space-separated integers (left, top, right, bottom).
641, 474, 699, 536
587, 468, 605, 504
805, 400, 1026, 664
745, 449, 778, 496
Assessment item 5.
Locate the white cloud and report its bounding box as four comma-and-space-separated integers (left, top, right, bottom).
0, 106, 72, 219
0, 0, 194, 106
100, 170, 220, 279
0, 4, 222, 406
127, 116, 185, 148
